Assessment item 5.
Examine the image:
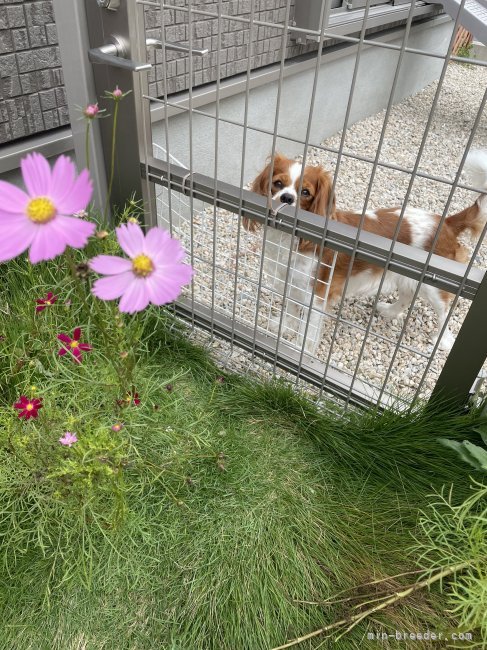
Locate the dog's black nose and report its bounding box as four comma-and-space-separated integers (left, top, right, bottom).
280, 193, 295, 205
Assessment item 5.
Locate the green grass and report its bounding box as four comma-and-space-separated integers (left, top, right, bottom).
0, 252, 485, 649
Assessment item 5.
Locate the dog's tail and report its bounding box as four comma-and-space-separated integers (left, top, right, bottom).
446, 149, 487, 239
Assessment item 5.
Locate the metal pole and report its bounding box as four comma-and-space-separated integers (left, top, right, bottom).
83, 0, 156, 221
51, 0, 108, 213
430, 273, 487, 407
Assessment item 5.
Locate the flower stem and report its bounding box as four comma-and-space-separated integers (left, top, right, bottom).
104, 100, 119, 221
85, 120, 91, 172
270, 561, 472, 650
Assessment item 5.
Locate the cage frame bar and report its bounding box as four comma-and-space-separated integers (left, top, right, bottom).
144, 159, 484, 300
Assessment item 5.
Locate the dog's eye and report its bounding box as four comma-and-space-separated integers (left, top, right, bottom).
274, 180, 284, 189
302, 189, 311, 197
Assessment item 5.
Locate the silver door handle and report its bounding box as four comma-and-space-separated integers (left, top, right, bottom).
146, 38, 208, 56
88, 37, 152, 72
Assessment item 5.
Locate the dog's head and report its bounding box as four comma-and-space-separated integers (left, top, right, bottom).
251, 153, 335, 217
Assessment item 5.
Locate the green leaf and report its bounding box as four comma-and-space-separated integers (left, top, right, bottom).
472, 423, 487, 446
438, 438, 481, 469
463, 441, 487, 471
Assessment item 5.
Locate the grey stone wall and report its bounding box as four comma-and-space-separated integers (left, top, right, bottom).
0, 0, 67, 144
145, 1, 315, 97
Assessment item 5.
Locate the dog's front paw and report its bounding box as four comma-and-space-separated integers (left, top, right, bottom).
267, 314, 281, 334
376, 301, 404, 322
432, 330, 455, 352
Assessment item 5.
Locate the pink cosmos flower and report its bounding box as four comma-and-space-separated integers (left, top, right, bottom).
89, 222, 193, 314
36, 291, 58, 312
112, 86, 123, 99
59, 431, 78, 447
111, 423, 124, 432
84, 103, 100, 118
0, 153, 95, 264
57, 327, 92, 363
14, 395, 43, 420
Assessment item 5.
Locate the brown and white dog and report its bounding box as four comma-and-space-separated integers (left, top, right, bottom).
246, 152, 487, 353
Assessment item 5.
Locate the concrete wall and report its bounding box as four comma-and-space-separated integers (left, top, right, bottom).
0, 0, 68, 144
152, 17, 454, 189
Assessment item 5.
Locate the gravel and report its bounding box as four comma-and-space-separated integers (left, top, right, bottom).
157, 61, 487, 408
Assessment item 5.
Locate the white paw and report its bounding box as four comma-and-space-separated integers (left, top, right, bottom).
304, 338, 319, 356
268, 315, 280, 334
432, 331, 455, 352
292, 332, 319, 356
376, 302, 404, 321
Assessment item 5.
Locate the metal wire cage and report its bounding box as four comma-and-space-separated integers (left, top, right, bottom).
56, 0, 487, 411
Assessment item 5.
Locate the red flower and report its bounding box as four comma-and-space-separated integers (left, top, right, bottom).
57, 327, 92, 363
14, 395, 43, 420
36, 292, 58, 312
117, 390, 141, 407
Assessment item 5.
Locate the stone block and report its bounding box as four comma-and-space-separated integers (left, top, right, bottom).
42, 107, 59, 129
10, 116, 25, 139
45, 22, 57, 45
6, 96, 23, 119
33, 45, 60, 69
0, 121, 11, 144
176, 58, 187, 75
54, 85, 65, 105
19, 71, 37, 93
0, 52, 16, 75
3, 73, 21, 96
221, 31, 236, 47
6, 5, 25, 28
39, 87, 55, 109
50, 67, 63, 85
166, 23, 187, 42
58, 105, 69, 125
35, 68, 52, 89
12, 27, 28, 51
24, 1, 54, 27
145, 9, 160, 29
0, 7, 7, 29
29, 25, 48, 47
0, 28, 13, 53
16, 49, 36, 72
238, 0, 252, 13
194, 20, 212, 38
24, 112, 39, 133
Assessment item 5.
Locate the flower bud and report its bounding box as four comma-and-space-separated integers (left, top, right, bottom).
84, 103, 99, 119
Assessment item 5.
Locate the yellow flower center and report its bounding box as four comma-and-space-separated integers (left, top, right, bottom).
26, 403, 34, 411
26, 197, 57, 223
70, 340, 79, 349
132, 254, 154, 277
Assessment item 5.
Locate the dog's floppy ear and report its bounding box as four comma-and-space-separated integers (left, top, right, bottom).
310, 169, 336, 218
251, 152, 285, 196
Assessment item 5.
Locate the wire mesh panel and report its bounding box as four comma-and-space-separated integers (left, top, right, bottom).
125, 0, 487, 410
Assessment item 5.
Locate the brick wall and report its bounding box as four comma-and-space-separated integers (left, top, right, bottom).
145, 1, 316, 97
0, 0, 68, 144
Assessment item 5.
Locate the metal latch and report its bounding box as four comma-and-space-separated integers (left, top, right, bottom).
88, 35, 209, 71
146, 38, 209, 57
88, 36, 152, 71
